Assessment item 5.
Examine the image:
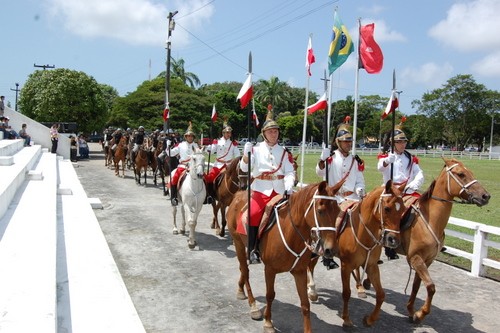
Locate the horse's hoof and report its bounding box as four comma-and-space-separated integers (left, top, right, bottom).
263, 326, 275, 333
188, 241, 197, 249
172, 229, 179, 235
180, 229, 186, 235
236, 290, 247, 300
250, 309, 262, 321
363, 279, 371, 290
308, 291, 318, 302
210, 222, 215, 229
362, 316, 374, 327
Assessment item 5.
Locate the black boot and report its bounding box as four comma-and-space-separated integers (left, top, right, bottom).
203, 182, 214, 204
247, 226, 261, 264
385, 247, 399, 260
170, 185, 178, 206
322, 257, 339, 270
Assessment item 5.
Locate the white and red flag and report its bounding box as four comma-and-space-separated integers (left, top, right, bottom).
237, 74, 253, 109
252, 108, 260, 128
211, 104, 217, 122
381, 91, 399, 119
307, 92, 328, 114
305, 36, 316, 76
163, 103, 169, 121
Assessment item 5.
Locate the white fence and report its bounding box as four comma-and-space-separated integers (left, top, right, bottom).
445, 218, 500, 278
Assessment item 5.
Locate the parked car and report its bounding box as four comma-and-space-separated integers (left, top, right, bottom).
464, 147, 478, 152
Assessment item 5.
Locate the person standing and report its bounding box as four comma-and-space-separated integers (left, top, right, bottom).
0, 96, 5, 117
240, 111, 296, 264
316, 116, 366, 268
50, 123, 59, 154
377, 121, 424, 260
166, 122, 201, 206
204, 119, 241, 202
19, 123, 31, 146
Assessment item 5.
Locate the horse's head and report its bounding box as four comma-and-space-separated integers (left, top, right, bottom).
233, 156, 248, 190
189, 149, 206, 180
365, 180, 404, 249
440, 158, 490, 207
301, 181, 342, 259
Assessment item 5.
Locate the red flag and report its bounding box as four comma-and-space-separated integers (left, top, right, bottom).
163, 103, 169, 121
252, 108, 260, 127
237, 74, 253, 109
381, 91, 398, 119
305, 36, 316, 76
307, 92, 328, 114
211, 104, 217, 122
359, 23, 383, 74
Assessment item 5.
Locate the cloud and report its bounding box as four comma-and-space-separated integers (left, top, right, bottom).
401, 62, 454, 88
472, 51, 500, 77
429, 0, 500, 52
46, 0, 214, 47
351, 19, 406, 43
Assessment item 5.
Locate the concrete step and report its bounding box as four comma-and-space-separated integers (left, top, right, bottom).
0, 151, 58, 332
0, 144, 42, 219
0, 139, 24, 157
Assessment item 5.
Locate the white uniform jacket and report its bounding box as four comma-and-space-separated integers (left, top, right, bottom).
377, 151, 424, 194
167, 141, 200, 170
315, 150, 365, 202
208, 138, 241, 169
240, 142, 295, 197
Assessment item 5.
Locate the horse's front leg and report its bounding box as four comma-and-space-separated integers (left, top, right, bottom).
179, 202, 186, 235
263, 267, 277, 333
307, 258, 319, 302
340, 264, 354, 328
363, 263, 385, 327
211, 200, 218, 230
187, 210, 198, 249
292, 269, 313, 333
219, 203, 227, 238
143, 168, 147, 185
408, 255, 434, 324
172, 206, 179, 234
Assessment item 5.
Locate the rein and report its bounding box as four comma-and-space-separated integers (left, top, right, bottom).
275, 189, 337, 272
431, 163, 478, 204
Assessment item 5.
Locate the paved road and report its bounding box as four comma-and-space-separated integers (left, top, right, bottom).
75, 143, 499, 333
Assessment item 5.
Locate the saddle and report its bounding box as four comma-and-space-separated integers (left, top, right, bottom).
400, 195, 420, 231
335, 200, 360, 238
236, 195, 287, 238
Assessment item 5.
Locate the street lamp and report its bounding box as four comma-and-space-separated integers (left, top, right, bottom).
164, 10, 178, 132
10, 83, 20, 111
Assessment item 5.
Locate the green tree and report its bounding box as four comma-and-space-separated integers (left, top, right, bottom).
170, 58, 201, 88
412, 74, 492, 149
18, 68, 109, 134
254, 76, 289, 115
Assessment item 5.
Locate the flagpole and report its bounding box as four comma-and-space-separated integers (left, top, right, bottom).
246, 52, 253, 261
352, 18, 362, 157
208, 109, 213, 174
300, 34, 314, 188
390, 69, 396, 180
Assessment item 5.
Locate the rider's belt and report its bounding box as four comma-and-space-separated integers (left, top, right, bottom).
256, 174, 284, 181
340, 190, 354, 196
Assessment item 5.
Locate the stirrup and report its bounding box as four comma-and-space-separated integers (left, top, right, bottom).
171, 198, 178, 206
249, 250, 261, 264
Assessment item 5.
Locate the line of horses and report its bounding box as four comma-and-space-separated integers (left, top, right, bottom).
99, 142, 490, 332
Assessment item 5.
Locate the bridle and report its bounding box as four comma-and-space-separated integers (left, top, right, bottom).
274, 188, 337, 272
431, 163, 478, 204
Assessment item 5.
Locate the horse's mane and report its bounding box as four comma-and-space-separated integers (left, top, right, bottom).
289, 182, 320, 217
419, 179, 436, 204
226, 156, 242, 175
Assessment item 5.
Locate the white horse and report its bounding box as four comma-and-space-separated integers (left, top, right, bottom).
172, 148, 206, 249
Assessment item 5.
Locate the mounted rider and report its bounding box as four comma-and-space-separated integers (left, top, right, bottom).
131, 126, 146, 163
240, 110, 296, 264
377, 119, 424, 260
204, 118, 241, 203
316, 116, 366, 269
167, 122, 201, 206
111, 128, 123, 154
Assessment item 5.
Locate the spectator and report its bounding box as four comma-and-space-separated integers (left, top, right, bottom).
69, 135, 78, 162
0, 96, 5, 117
50, 123, 59, 154
3, 117, 19, 139
0, 116, 6, 139
19, 123, 31, 146
78, 135, 89, 159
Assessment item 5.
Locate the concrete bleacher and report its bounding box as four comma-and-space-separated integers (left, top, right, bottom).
0, 140, 145, 332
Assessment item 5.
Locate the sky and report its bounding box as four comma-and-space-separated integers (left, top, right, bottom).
2, 0, 500, 117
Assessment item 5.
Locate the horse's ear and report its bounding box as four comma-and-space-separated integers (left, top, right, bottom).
293, 154, 298, 161
385, 179, 393, 194
318, 180, 327, 193
330, 179, 344, 195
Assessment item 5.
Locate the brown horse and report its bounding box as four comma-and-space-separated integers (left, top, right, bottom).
113, 135, 129, 177
308, 180, 404, 328
133, 139, 151, 185
210, 156, 248, 237
226, 180, 343, 333
358, 158, 490, 324
105, 137, 115, 168
153, 139, 171, 196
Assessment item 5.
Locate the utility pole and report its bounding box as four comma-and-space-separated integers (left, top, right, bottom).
164, 10, 178, 132
34, 63, 55, 70
10, 83, 20, 111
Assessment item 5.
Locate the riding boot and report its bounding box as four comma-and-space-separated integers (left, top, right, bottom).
385, 247, 399, 260
170, 185, 178, 206
322, 257, 339, 270
203, 182, 214, 205
247, 226, 261, 264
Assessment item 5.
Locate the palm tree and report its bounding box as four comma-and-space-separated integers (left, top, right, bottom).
171, 57, 201, 88
254, 76, 289, 114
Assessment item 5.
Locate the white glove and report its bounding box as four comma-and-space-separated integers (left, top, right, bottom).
385, 152, 396, 164
243, 142, 253, 156
405, 182, 419, 192
285, 187, 293, 196
166, 139, 171, 148
356, 188, 366, 198
206, 145, 211, 153
320, 148, 330, 161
